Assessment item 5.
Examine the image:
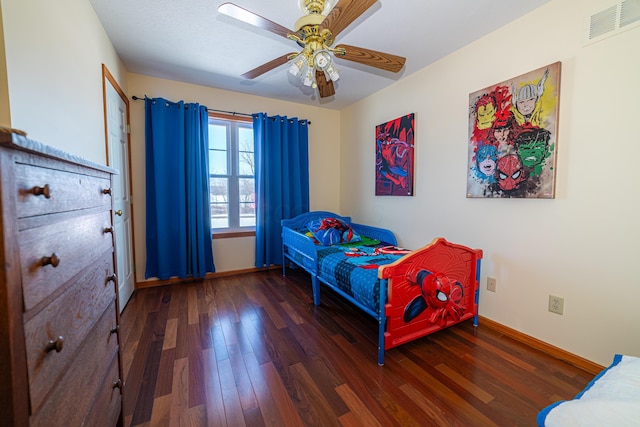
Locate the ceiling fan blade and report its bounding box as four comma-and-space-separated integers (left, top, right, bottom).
316, 70, 335, 98
334, 44, 406, 73
218, 2, 294, 39
319, 0, 377, 38
242, 53, 295, 79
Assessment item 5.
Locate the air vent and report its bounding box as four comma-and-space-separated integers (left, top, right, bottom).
621, 0, 640, 27
589, 5, 617, 39
584, 0, 640, 45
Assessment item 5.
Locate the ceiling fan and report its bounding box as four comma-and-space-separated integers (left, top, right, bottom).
218, 0, 406, 98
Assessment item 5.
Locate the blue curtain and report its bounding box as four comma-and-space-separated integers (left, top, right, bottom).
145, 97, 215, 279
253, 113, 310, 267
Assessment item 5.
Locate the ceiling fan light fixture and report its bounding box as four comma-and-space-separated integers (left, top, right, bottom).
312, 50, 331, 70
288, 54, 307, 77
324, 62, 339, 82
302, 66, 315, 87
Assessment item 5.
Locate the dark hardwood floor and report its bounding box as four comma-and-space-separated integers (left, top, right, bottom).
119, 268, 594, 427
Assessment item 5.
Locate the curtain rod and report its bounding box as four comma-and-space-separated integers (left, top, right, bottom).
131, 95, 311, 124
131, 95, 252, 117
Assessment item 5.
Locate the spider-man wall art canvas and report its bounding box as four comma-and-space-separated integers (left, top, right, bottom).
467, 62, 561, 198
375, 113, 415, 196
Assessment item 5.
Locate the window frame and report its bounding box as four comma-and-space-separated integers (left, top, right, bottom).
208, 112, 255, 237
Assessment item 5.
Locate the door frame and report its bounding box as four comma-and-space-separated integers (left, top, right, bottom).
101, 64, 137, 309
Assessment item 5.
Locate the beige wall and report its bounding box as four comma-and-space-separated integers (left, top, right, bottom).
0, 4, 10, 127
1, 0, 126, 163
340, 0, 640, 366
127, 73, 341, 279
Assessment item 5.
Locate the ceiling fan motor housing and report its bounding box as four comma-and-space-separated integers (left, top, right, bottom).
298, 0, 333, 15
295, 14, 324, 32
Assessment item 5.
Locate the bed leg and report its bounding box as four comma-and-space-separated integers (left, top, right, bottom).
312, 276, 321, 306
378, 279, 387, 366
378, 318, 385, 366
281, 245, 288, 277
473, 291, 479, 326
474, 259, 481, 327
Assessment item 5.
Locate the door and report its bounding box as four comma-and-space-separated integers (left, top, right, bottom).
103, 66, 135, 312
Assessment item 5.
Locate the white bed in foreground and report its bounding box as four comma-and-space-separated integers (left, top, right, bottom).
537, 354, 640, 427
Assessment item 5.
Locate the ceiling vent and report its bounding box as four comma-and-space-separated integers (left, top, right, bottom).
584, 0, 640, 45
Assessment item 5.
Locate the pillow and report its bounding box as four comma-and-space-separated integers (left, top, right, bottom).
303, 230, 320, 244
306, 217, 361, 246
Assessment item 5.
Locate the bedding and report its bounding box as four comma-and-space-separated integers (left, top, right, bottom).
316, 243, 405, 313
306, 217, 362, 246
282, 211, 483, 365
537, 354, 640, 427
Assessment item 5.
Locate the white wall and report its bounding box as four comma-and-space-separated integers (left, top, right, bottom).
340, 0, 640, 366
1, 0, 126, 163
127, 73, 341, 279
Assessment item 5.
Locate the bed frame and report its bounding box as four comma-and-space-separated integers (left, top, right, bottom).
282, 211, 483, 365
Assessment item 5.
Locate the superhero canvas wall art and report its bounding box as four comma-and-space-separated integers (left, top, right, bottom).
376, 113, 415, 196
467, 62, 561, 198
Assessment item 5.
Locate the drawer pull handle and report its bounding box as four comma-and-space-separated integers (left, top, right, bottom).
104, 226, 114, 234
112, 379, 123, 390
102, 188, 112, 195
46, 336, 64, 353
106, 274, 117, 284
31, 184, 51, 199
42, 253, 60, 268
110, 325, 119, 335
115, 210, 123, 216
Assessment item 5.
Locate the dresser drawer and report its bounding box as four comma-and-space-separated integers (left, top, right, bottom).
29, 301, 119, 427
24, 253, 117, 413
19, 210, 114, 311
83, 354, 123, 427
15, 161, 111, 219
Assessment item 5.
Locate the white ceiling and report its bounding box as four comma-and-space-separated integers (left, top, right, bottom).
89, 0, 550, 110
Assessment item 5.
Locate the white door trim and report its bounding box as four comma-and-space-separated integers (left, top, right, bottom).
102, 64, 136, 313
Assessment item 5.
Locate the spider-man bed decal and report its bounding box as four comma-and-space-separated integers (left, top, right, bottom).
404, 270, 465, 326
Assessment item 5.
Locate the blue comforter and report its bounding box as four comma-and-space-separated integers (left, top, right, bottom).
317, 245, 404, 313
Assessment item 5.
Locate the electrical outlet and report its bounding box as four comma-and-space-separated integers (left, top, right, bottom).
548, 295, 564, 315
486, 277, 497, 292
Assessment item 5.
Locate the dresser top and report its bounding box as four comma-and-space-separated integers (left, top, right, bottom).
0, 131, 117, 174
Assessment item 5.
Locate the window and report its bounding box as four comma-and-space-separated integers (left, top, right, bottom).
208, 113, 255, 233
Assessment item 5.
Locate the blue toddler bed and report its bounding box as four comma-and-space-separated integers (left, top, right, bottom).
281, 211, 483, 365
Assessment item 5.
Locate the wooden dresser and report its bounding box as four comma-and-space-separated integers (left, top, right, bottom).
0, 133, 123, 426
